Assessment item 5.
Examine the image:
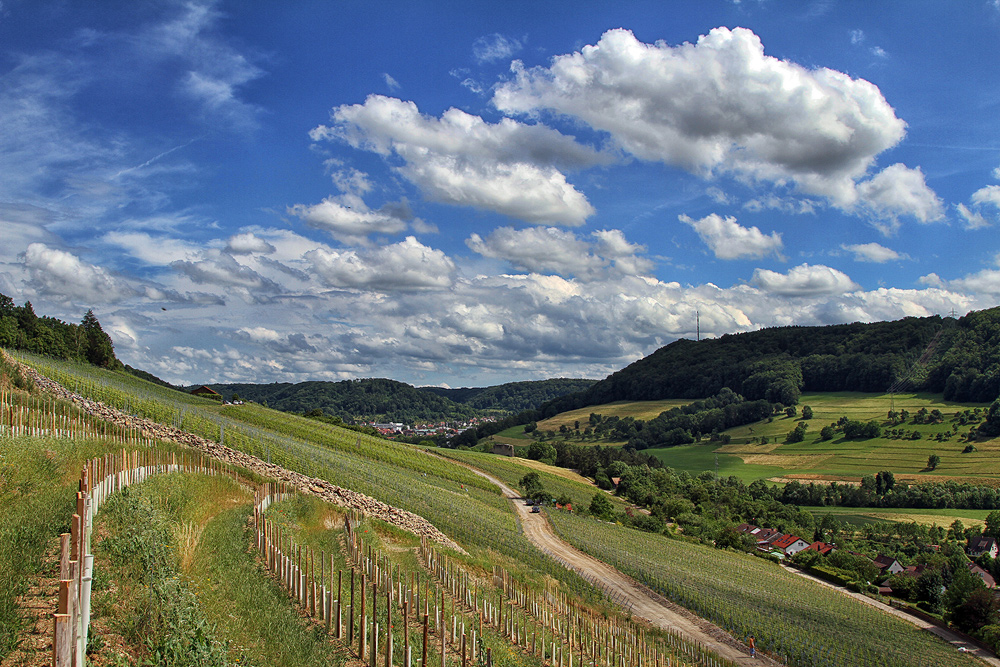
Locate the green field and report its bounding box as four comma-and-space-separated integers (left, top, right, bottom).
490, 398, 692, 446
804, 505, 992, 528
646, 392, 998, 484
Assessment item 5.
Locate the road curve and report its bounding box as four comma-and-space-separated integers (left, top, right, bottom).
457, 462, 771, 666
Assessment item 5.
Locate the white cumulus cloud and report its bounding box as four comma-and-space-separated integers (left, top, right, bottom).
289, 194, 411, 246
466, 227, 652, 278
225, 232, 276, 255
306, 236, 455, 291
495, 27, 911, 212
312, 95, 603, 225
842, 242, 904, 263
855, 163, 944, 233
680, 213, 783, 260
752, 263, 859, 296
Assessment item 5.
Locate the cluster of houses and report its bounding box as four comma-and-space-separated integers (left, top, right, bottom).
362, 416, 498, 439
736, 523, 1000, 592
736, 523, 834, 558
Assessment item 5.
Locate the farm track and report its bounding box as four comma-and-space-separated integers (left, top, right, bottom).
444, 457, 773, 666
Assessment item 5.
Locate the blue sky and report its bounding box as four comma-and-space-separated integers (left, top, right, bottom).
1, 0, 999, 387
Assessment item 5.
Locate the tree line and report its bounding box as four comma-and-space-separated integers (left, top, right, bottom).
0, 293, 118, 369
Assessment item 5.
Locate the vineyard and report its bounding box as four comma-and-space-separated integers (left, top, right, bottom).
546, 510, 979, 667
2, 351, 733, 666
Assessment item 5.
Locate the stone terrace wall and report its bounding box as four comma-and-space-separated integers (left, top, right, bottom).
7, 352, 465, 553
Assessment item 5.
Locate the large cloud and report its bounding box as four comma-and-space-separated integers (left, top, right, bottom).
680, 213, 783, 259
311, 95, 604, 225
306, 236, 455, 291
466, 226, 651, 278
494, 27, 933, 218
21, 242, 214, 305
752, 263, 859, 296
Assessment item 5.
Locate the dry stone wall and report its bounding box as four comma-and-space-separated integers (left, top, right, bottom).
9, 354, 465, 553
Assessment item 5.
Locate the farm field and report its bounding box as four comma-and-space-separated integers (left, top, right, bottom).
547, 510, 979, 667
805, 505, 992, 529
646, 392, 999, 485
489, 398, 690, 446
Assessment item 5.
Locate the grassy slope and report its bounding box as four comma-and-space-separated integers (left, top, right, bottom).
15, 353, 594, 596
647, 392, 997, 483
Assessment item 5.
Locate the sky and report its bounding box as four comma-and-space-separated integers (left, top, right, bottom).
1, 1, 999, 388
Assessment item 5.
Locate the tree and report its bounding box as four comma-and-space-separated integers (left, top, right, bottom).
819, 425, 835, 440
916, 569, 944, 613
527, 441, 557, 464
589, 493, 614, 521
81, 310, 116, 368
801, 405, 813, 420
985, 511, 1000, 539
520, 472, 543, 498
524, 422, 537, 434
785, 406, 797, 418
952, 589, 999, 634
928, 453, 941, 470
875, 471, 895, 495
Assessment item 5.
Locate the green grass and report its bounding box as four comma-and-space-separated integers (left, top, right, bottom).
547, 510, 979, 667
804, 505, 992, 528
16, 353, 597, 598
645, 392, 997, 485
191, 503, 350, 667
647, 443, 788, 481
438, 449, 630, 513
0, 434, 128, 661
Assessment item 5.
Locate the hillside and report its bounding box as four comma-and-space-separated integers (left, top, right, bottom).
204, 377, 595, 424
202, 378, 478, 423
421, 378, 597, 412
542, 308, 1000, 415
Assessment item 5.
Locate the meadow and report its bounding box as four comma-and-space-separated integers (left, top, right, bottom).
642, 392, 998, 484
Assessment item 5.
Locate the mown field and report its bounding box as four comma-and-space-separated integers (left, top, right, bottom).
646, 392, 998, 484
804, 505, 992, 529
489, 398, 691, 446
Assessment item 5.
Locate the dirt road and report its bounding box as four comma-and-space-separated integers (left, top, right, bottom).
462, 464, 773, 666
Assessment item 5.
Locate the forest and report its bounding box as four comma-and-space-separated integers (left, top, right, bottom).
541, 308, 1000, 417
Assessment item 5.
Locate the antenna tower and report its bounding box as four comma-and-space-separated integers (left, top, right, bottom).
696, 310, 700, 342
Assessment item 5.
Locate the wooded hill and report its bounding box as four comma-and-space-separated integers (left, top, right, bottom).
201, 377, 595, 424
541, 308, 1000, 416
421, 378, 597, 412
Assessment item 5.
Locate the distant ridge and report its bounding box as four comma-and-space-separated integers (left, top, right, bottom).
540, 308, 1000, 416
199, 377, 594, 423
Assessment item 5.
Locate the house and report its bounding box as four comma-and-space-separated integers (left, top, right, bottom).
771, 534, 810, 556
969, 536, 999, 559
190, 385, 221, 399
735, 523, 761, 536
754, 528, 782, 547
492, 443, 514, 457
873, 555, 904, 576
902, 564, 928, 579
803, 541, 836, 556
968, 562, 997, 588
